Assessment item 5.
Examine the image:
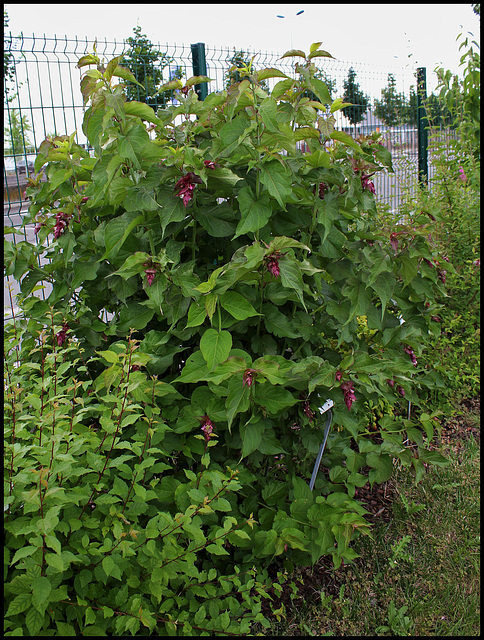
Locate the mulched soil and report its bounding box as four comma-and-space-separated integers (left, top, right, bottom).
259, 396, 480, 630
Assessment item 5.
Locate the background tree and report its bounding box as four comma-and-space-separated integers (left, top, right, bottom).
122, 25, 183, 109
4, 10, 17, 99
4, 108, 33, 155
341, 67, 369, 126
374, 73, 408, 127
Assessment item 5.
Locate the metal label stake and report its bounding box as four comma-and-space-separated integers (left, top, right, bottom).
309, 399, 334, 491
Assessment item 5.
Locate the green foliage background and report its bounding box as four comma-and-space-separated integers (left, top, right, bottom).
5, 37, 476, 635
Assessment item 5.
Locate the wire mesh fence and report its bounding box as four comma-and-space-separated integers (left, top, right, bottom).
4, 33, 458, 317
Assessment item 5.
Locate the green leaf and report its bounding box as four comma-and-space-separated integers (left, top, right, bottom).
186, 302, 207, 327
280, 49, 307, 59
254, 384, 297, 415
118, 124, 150, 169
45, 553, 65, 572
240, 417, 264, 457
112, 65, 144, 87
220, 291, 260, 320
271, 78, 294, 99
369, 271, 395, 319
259, 161, 292, 210
330, 97, 353, 113
11, 546, 39, 565
31, 576, 52, 613
25, 607, 45, 636
6, 593, 32, 617
366, 452, 394, 484
185, 75, 213, 87
309, 77, 332, 104
50, 168, 72, 191
308, 49, 334, 60
257, 68, 290, 82
341, 277, 372, 324
226, 378, 251, 430
218, 116, 251, 156
419, 449, 449, 467
123, 101, 161, 124
278, 257, 307, 310
235, 186, 272, 238
200, 328, 233, 372
263, 303, 300, 338
102, 555, 115, 577
100, 211, 144, 261
330, 130, 361, 151
399, 254, 419, 288
117, 302, 155, 332
157, 190, 189, 236
259, 97, 280, 132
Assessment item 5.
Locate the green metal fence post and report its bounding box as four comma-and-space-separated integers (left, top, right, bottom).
417, 67, 429, 186
190, 42, 208, 101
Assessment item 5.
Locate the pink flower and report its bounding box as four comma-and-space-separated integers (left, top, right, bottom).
340, 380, 356, 411
387, 379, 395, 388
390, 233, 399, 255
174, 171, 203, 206
265, 253, 281, 278
335, 370, 342, 382
199, 416, 214, 442
473, 258, 480, 268
56, 322, 70, 346
361, 173, 376, 194
144, 269, 157, 286
243, 369, 256, 387
458, 166, 467, 183
53, 212, 72, 239
302, 400, 314, 421
203, 160, 217, 170
403, 345, 417, 367
318, 182, 328, 198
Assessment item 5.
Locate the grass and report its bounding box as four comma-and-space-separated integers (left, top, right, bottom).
260, 406, 480, 636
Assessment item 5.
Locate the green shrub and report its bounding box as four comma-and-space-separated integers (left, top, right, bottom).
4, 44, 451, 635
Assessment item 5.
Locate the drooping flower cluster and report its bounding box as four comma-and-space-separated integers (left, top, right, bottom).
243, 369, 256, 387
403, 345, 417, 367
340, 380, 356, 411
174, 171, 203, 206
199, 415, 214, 442
302, 400, 314, 422
53, 211, 72, 239
144, 268, 157, 286
335, 370, 342, 382
458, 166, 467, 183
360, 172, 376, 194
56, 322, 70, 346
265, 251, 283, 278
318, 182, 328, 198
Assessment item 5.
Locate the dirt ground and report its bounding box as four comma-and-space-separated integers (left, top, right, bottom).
260, 396, 480, 626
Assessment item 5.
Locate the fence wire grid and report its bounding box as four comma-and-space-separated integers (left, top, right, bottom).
4, 33, 456, 317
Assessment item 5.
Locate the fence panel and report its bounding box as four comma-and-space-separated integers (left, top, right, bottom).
4, 33, 456, 317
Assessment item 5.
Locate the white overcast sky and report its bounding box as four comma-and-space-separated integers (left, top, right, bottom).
5, 3, 479, 87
